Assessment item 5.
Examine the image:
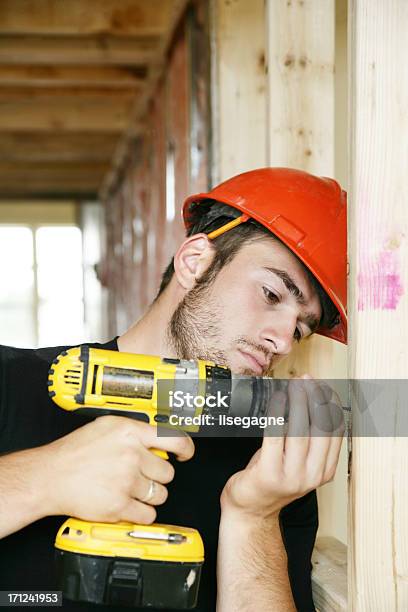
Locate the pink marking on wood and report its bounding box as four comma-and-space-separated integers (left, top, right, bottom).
358, 249, 404, 311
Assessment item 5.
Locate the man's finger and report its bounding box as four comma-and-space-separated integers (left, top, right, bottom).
286, 378, 310, 437
325, 386, 346, 434
121, 499, 157, 525
304, 377, 334, 438
140, 448, 176, 484
304, 378, 342, 485
144, 426, 195, 462
283, 379, 310, 471
323, 399, 345, 482
260, 390, 287, 467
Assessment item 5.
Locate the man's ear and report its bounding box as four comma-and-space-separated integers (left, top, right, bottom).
173, 233, 214, 290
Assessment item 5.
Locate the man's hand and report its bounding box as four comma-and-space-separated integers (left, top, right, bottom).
0, 416, 194, 538
216, 376, 344, 612
220, 376, 344, 518
43, 416, 195, 523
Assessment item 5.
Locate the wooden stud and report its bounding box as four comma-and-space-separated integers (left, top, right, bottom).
188, 0, 211, 192
266, 0, 335, 174
165, 21, 189, 253
212, 0, 267, 182
348, 0, 408, 609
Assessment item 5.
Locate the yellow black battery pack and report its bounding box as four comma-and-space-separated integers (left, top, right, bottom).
55, 518, 204, 609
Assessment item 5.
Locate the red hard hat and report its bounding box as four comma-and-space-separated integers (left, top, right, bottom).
182, 167, 347, 344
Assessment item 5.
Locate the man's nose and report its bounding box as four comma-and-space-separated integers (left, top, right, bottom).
262, 314, 296, 356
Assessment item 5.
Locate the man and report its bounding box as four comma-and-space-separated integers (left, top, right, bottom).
0, 168, 346, 610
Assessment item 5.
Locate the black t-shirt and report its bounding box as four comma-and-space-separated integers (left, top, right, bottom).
0, 340, 317, 611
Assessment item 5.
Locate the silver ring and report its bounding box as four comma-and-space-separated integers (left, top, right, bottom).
141, 480, 156, 503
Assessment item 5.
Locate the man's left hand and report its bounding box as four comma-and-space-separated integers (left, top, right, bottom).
220, 375, 345, 519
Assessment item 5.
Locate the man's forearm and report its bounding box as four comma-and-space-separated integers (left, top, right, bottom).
217, 510, 296, 611
0, 447, 49, 538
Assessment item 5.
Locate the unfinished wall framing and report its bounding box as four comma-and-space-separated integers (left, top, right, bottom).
102, 0, 211, 333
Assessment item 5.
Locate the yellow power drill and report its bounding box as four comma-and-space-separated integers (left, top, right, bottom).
47, 345, 276, 609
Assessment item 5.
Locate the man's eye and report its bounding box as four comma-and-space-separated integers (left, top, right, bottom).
294, 327, 302, 342
263, 287, 279, 304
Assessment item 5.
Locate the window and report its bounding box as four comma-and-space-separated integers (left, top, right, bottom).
0, 225, 85, 348
0, 226, 35, 347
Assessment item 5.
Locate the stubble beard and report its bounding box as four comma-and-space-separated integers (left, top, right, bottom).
167, 281, 266, 375
167, 281, 229, 365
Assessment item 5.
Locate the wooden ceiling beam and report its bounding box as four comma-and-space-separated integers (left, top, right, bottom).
0, 66, 146, 88
0, 132, 120, 163
0, 160, 109, 176
0, 0, 175, 37
0, 161, 109, 196
0, 0, 187, 198
0, 94, 140, 132
0, 87, 140, 100
0, 185, 99, 198
0, 35, 159, 66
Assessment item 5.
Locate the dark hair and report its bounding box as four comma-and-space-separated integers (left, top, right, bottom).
156, 199, 339, 330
